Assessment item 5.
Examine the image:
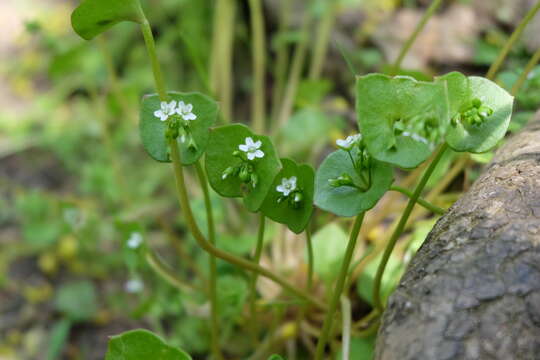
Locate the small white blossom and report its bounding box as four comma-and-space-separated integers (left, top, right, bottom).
125, 279, 144, 293
154, 100, 178, 121
336, 134, 362, 150
276, 176, 297, 196
402, 131, 429, 145
239, 137, 264, 161
127, 232, 143, 249
177, 101, 197, 121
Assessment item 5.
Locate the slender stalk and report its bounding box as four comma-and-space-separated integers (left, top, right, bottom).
168, 138, 326, 310
248, 213, 266, 340
271, 0, 291, 123
309, 1, 339, 80
140, 20, 167, 100
248, 0, 267, 133
391, 0, 444, 75
219, 0, 236, 123
314, 213, 365, 360
390, 185, 445, 215
145, 251, 196, 293
373, 143, 449, 312
274, 11, 312, 135
305, 227, 314, 290
511, 47, 540, 95
194, 161, 223, 360
486, 1, 540, 80
340, 296, 352, 360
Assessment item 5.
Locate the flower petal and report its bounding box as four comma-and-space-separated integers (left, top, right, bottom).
239, 144, 249, 152
247, 152, 256, 160
245, 137, 254, 146
254, 150, 265, 158
253, 140, 262, 149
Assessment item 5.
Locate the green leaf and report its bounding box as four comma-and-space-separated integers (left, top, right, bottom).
205, 124, 282, 212
337, 336, 375, 360
217, 275, 248, 321
71, 0, 144, 40
356, 74, 449, 169
268, 356, 286, 360
260, 158, 314, 234
311, 223, 348, 282
315, 150, 393, 217
140, 92, 218, 164
357, 252, 404, 306
105, 329, 192, 360
55, 281, 97, 322
443, 76, 514, 153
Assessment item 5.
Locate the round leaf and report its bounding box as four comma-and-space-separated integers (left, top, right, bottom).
260, 158, 314, 234
205, 124, 282, 212
140, 92, 218, 164
71, 0, 144, 40
444, 76, 514, 153
356, 74, 449, 169
315, 150, 394, 217
105, 329, 192, 360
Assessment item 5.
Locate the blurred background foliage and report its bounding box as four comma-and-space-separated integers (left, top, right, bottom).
1, 0, 539, 359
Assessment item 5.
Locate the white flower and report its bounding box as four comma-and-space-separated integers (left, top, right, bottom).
176, 101, 197, 121
276, 176, 297, 196
127, 232, 143, 249
239, 137, 264, 160
154, 100, 177, 121
125, 279, 144, 293
402, 131, 429, 145
336, 134, 362, 150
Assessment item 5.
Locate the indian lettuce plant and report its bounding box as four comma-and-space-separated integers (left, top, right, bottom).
68, 0, 534, 358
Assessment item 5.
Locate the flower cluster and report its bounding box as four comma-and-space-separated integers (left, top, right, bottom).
127, 232, 143, 249
154, 100, 197, 122
452, 98, 493, 127
155, 100, 198, 149
221, 137, 266, 189
276, 176, 304, 208
329, 133, 372, 192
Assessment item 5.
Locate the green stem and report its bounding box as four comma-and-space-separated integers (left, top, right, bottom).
373, 143, 449, 312
486, 1, 540, 80
391, 0, 444, 75
167, 138, 327, 311
140, 19, 167, 101
314, 212, 365, 360
248, 0, 267, 133
146, 250, 197, 293
390, 185, 446, 215
219, 0, 236, 123
309, 1, 339, 80
340, 296, 352, 360
305, 227, 314, 291
248, 213, 266, 341
194, 161, 223, 360
511, 47, 540, 95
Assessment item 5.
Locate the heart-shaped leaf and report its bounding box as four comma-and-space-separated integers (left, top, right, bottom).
440, 75, 514, 153
205, 124, 281, 212
140, 92, 218, 165
315, 149, 393, 217
356, 74, 449, 169
260, 158, 314, 234
105, 329, 192, 360
71, 0, 145, 40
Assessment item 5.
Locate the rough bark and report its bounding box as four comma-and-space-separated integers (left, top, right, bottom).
375, 114, 540, 360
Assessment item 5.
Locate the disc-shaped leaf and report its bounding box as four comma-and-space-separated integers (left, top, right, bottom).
260, 158, 314, 234
105, 329, 192, 360
140, 92, 218, 165
356, 74, 449, 169
205, 124, 282, 212
315, 150, 394, 217
71, 0, 144, 40
444, 76, 514, 153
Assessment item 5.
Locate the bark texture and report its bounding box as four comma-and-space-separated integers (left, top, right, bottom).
375, 114, 540, 360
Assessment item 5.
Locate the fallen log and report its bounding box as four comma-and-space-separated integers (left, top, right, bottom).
375, 114, 540, 360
